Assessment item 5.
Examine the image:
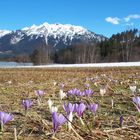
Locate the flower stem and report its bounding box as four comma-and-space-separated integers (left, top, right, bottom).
79, 117, 85, 126
14, 127, 17, 140
1, 124, 3, 132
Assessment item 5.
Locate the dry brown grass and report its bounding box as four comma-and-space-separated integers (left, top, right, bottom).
0, 67, 140, 140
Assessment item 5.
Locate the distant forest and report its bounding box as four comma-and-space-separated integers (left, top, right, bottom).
3, 29, 140, 65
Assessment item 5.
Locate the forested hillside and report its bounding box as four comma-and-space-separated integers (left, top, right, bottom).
51, 29, 140, 64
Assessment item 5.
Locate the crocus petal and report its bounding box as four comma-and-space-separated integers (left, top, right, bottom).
132, 96, 140, 105
35, 90, 44, 96
0, 111, 13, 125
59, 90, 66, 100
58, 114, 66, 125
75, 103, 86, 117
74, 103, 78, 113
22, 99, 32, 110
51, 106, 58, 113
85, 83, 90, 88
63, 103, 75, 115
84, 89, 94, 96
60, 83, 65, 89
47, 98, 53, 110
3, 114, 13, 124
52, 111, 66, 132
120, 116, 123, 126
67, 88, 81, 96
88, 103, 98, 114
130, 85, 137, 93
52, 112, 59, 132
132, 96, 140, 112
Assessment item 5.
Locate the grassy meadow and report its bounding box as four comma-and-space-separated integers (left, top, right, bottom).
0, 67, 140, 140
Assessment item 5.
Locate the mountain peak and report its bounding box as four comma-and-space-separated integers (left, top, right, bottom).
20, 22, 93, 43
0, 30, 12, 38
0, 22, 106, 53
22, 22, 88, 33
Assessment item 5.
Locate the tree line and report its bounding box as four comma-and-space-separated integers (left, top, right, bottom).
50, 28, 140, 64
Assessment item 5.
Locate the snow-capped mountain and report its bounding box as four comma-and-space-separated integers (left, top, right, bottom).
0, 22, 106, 57
21, 22, 105, 44
0, 30, 12, 38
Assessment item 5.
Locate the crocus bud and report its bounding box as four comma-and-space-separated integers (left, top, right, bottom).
47, 98, 53, 111
22, 99, 33, 111
0, 111, 13, 132
51, 106, 58, 113
119, 116, 123, 127
130, 85, 137, 93
59, 89, 66, 100
88, 103, 98, 114
132, 96, 140, 113
52, 111, 66, 133
35, 90, 44, 97
100, 86, 106, 96
53, 81, 57, 86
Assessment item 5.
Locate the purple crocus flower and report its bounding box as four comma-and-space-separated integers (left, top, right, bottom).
119, 116, 123, 127
85, 83, 90, 88
74, 103, 78, 113
52, 111, 66, 132
67, 88, 81, 96
22, 99, 33, 110
77, 91, 85, 96
132, 96, 140, 112
63, 103, 75, 115
59, 83, 65, 90
0, 111, 13, 125
63, 103, 74, 130
88, 103, 98, 114
35, 90, 44, 96
83, 89, 94, 96
74, 103, 86, 117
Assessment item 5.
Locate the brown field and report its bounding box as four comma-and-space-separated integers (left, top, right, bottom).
0, 67, 140, 140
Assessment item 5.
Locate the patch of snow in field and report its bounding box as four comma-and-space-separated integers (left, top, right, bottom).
4, 62, 140, 68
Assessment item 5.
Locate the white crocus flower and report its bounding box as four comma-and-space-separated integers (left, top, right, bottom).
94, 82, 98, 87
53, 81, 57, 86
47, 98, 53, 111
100, 87, 106, 96
51, 106, 58, 113
6, 80, 12, 85
59, 89, 66, 100
130, 85, 137, 93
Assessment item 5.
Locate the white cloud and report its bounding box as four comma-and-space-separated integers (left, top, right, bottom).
105, 14, 140, 26
125, 22, 134, 26
105, 17, 120, 25
124, 14, 140, 22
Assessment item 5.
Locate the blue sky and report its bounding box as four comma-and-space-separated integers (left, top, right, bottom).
0, 0, 140, 37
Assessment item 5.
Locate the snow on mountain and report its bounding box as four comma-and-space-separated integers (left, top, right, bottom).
21, 22, 104, 44
0, 22, 106, 55
0, 30, 11, 38
22, 22, 89, 36
10, 31, 24, 44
